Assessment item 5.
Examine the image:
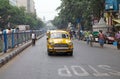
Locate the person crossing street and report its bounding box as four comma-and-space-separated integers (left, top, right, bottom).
84, 30, 90, 45
98, 30, 105, 48
89, 31, 94, 47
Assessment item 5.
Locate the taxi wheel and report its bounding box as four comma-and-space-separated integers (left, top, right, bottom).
48, 52, 52, 56
47, 50, 52, 56
69, 51, 73, 56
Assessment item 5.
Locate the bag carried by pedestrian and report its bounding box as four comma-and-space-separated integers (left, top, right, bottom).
113, 41, 117, 46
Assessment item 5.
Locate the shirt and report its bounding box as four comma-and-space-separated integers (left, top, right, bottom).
115, 33, 120, 39
32, 33, 36, 39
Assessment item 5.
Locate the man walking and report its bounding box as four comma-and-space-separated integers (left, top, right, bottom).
84, 30, 90, 45
98, 30, 105, 48
31, 32, 36, 46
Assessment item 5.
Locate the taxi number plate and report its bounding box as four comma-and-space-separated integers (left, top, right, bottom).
54, 47, 68, 49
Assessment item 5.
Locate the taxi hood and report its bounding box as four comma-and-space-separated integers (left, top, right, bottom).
49, 38, 71, 44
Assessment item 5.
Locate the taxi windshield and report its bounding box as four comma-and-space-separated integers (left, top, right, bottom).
50, 32, 69, 39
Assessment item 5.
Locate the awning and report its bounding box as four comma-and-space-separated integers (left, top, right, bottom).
115, 23, 120, 27
113, 19, 120, 23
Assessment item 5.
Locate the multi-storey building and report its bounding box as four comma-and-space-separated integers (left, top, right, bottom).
16, 0, 27, 9
9, 0, 36, 14
17, 0, 36, 13
9, 0, 17, 6
27, 0, 36, 13
105, 0, 120, 32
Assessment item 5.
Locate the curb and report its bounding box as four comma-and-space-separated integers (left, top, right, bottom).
74, 39, 117, 49
80, 40, 117, 49
0, 42, 31, 68
0, 34, 44, 68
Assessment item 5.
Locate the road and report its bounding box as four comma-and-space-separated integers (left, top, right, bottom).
0, 36, 120, 79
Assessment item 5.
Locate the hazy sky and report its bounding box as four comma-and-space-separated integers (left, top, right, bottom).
34, 0, 61, 21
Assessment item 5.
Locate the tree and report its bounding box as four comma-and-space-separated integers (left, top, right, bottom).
0, 0, 12, 29
0, 0, 45, 29
53, 0, 105, 29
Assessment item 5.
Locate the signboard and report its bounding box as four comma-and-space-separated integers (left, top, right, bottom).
119, 4, 120, 13
105, 0, 120, 11
119, 4, 120, 18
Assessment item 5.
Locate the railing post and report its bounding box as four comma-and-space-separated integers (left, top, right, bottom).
3, 30, 7, 53
25, 32, 27, 42
0, 34, 3, 53
12, 30, 14, 48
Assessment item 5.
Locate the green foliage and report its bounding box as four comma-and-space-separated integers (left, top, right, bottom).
0, 0, 11, 28
52, 16, 67, 29
0, 0, 45, 29
53, 0, 105, 29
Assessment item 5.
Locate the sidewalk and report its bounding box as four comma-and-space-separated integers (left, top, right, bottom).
75, 39, 118, 50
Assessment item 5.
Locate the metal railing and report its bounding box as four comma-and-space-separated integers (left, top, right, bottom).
0, 30, 43, 53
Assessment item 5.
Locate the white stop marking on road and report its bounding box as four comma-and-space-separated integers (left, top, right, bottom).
58, 65, 120, 77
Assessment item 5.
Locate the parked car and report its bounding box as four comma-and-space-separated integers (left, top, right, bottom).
46, 30, 73, 56
105, 32, 115, 44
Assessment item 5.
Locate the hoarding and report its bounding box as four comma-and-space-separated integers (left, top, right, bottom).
105, 0, 120, 11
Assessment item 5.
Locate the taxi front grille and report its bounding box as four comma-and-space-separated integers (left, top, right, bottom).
54, 44, 68, 47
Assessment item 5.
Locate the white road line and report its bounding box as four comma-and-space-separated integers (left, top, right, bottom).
88, 65, 110, 76
58, 65, 72, 77
58, 65, 120, 77
71, 66, 89, 76
98, 65, 120, 76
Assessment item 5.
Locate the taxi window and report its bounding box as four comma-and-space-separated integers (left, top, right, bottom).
50, 32, 69, 38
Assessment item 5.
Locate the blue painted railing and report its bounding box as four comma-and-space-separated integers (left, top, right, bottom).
0, 30, 43, 53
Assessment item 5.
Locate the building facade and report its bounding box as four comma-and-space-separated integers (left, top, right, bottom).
27, 0, 36, 13
9, 0, 17, 6
10, 0, 36, 13
104, 0, 120, 32
105, 0, 120, 22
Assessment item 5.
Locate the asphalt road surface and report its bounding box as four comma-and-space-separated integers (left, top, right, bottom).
0, 36, 120, 79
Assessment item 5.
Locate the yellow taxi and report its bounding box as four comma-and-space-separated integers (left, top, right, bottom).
47, 30, 73, 56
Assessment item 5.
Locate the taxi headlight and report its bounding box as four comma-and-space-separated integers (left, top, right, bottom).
68, 42, 73, 46
49, 42, 54, 45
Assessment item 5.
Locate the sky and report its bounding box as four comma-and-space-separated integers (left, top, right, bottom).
34, 0, 61, 21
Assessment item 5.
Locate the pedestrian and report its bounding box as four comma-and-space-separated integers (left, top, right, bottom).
7, 28, 12, 48
115, 31, 120, 49
77, 30, 80, 40
84, 30, 90, 45
89, 31, 93, 47
69, 30, 73, 39
31, 32, 36, 46
72, 30, 76, 39
98, 30, 105, 48
6, 28, 11, 34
